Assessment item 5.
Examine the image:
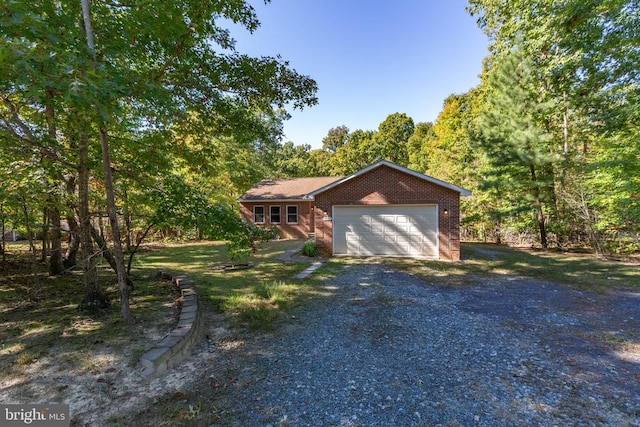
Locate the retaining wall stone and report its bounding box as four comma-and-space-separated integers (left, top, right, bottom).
140, 271, 205, 378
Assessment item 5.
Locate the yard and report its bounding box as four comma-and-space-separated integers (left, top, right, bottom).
1, 240, 639, 425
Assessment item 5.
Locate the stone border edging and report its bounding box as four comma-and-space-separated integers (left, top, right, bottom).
140, 271, 205, 378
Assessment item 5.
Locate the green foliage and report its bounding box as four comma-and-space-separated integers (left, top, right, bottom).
474, 46, 561, 247
322, 125, 350, 153
271, 141, 313, 178
331, 129, 378, 175
407, 121, 436, 173
225, 224, 278, 266
302, 241, 318, 257
374, 112, 414, 166
467, 0, 640, 251
1, 0, 319, 298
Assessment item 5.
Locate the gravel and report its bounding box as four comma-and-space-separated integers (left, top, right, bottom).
197, 263, 640, 427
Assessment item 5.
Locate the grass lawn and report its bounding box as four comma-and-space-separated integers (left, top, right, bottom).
384, 242, 640, 292
133, 239, 334, 329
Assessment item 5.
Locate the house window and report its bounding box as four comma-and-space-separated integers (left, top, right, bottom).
269, 206, 281, 224
253, 206, 265, 224
286, 205, 298, 223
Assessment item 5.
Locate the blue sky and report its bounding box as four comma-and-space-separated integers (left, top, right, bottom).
229, 0, 489, 149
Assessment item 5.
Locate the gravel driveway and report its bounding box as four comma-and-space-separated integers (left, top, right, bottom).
192, 263, 640, 426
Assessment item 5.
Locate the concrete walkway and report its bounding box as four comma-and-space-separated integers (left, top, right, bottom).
276, 243, 325, 280
292, 261, 325, 280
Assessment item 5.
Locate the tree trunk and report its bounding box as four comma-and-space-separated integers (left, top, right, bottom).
99, 129, 133, 322
64, 214, 80, 270
561, 92, 569, 191
123, 187, 132, 252
41, 208, 49, 263
82, 0, 132, 322
63, 175, 79, 269
20, 193, 41, 300
1, 203, 5, 264
530, 164, 548, 249
91, 224, 134, 290
78, 132, 106, 310
49, 204, 64, 275
45, 86, 64, 275
127, 223, 154, 275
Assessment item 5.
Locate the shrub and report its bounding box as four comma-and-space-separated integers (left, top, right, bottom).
302, 241, 318, 257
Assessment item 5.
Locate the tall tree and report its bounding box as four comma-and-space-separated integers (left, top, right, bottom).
374, 113, 414, 166
81, 0, 132, 321
331, 129, 377, 175
475, 47, 559, 249
272, 141, 312, 178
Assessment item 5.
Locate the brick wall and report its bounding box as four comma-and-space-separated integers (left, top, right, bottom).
313, 164, 462, 261
239, 201, 314, 239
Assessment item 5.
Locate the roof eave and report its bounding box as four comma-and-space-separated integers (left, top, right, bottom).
238, 198, 312, 203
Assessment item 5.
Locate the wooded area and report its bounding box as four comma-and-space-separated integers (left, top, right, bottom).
0, 0, 316, 318
1, 1, 638, 320
266, 0, 640, 255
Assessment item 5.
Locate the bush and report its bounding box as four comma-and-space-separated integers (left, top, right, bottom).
302, 241, 318, 257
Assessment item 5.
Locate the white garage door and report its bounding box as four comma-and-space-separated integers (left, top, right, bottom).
333, 205, 438, 258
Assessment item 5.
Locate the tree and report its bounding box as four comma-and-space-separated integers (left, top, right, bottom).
321, 125, 349, 153
272, 141, 312, 178
468, 0, 640, 251
407, 122, 436, 173
475, 47, 559, 249
331, 129, 377, 175
81, 0, 132, 321
415, 94, 477, 184
374, 113, 414, 166
1, 0, 318, 318
306, 149, 334, 176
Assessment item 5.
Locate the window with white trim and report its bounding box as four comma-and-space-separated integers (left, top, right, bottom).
253, 206, 265, 224
286, 205, 298, 223
269, 206, 281, 223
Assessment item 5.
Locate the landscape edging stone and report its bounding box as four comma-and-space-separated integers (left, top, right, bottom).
140, 271, 205, 378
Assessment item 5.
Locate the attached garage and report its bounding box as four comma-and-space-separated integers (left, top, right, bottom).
309, 161, 471, 261
333, 205, 438, 258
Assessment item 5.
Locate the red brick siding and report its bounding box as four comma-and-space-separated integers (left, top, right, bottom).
313, 165, 462, 261
239, 201, 314, 239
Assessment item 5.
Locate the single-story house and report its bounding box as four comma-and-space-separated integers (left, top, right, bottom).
2, 229, 17, 242
239, 160, 471, 261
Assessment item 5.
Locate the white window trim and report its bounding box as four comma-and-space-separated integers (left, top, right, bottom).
253, 205, 265, 224
269, 205, 281, 224
286, 205, 298, 224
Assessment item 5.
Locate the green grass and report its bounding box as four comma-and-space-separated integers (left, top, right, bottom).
384, 242, 640, 292
135, 240, 323, 329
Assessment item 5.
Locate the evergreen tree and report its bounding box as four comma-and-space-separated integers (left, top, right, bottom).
475, 47, 559, 249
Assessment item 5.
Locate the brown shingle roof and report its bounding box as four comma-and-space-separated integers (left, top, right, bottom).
239, 176, 343, 201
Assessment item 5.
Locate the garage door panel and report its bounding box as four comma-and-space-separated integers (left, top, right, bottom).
333, 205, 438, 258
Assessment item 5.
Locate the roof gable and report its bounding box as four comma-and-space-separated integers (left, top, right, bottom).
307, 160, 472, 197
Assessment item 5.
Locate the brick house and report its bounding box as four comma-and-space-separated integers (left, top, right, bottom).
239, 160, 471, 261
